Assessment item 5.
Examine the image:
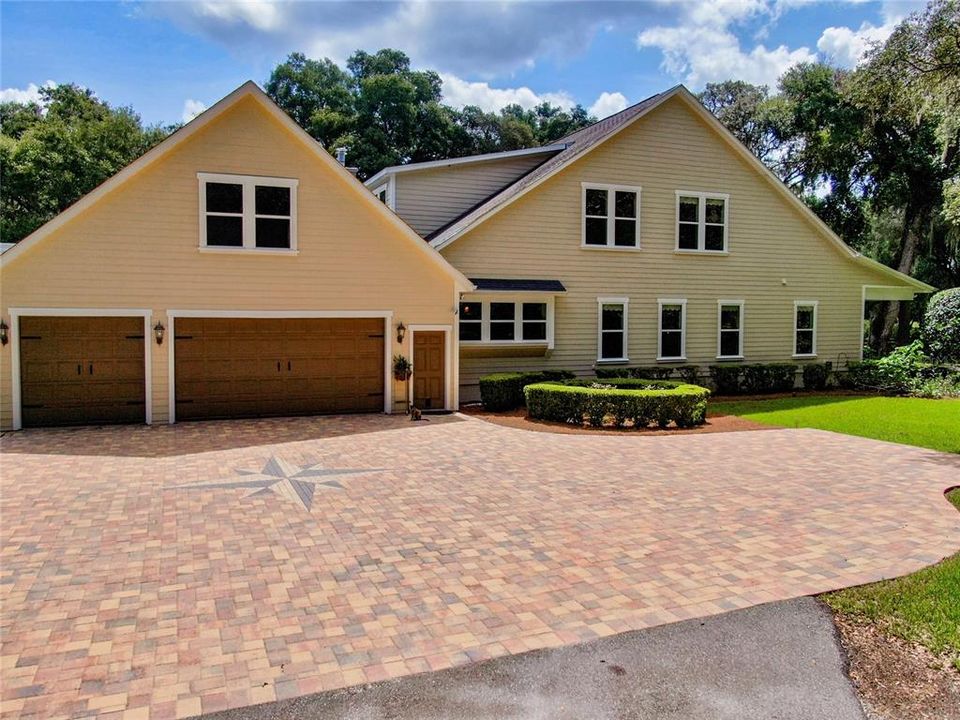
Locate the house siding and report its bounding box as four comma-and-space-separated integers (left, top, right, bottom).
394, 153, 553, 237
0, 95, 459, 428
440, 95, 898, 401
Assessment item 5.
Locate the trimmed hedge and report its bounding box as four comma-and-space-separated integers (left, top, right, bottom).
478, 370, 575, 410
801, 363, 830, 391
524, 378, 710, 429
709, 363, 798, 395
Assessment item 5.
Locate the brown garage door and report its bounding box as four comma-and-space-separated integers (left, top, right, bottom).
19, 316, 146, 427
174, 317, 385, 420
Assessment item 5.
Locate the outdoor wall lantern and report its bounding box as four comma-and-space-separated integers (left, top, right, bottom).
0, 320, 7, 346
153, 321, 165, 345
396, 321, 406, 344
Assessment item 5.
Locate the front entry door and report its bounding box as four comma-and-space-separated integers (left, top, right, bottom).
413, 331, 445, 410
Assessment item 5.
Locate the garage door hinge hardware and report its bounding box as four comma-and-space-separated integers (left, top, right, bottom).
369, 334, 384, 338
20, 335, 42, 340
125, 335, 145, 340
174, 335, 194, 340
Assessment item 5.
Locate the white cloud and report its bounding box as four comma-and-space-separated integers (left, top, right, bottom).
181, 98, 207, 123
816, 21, 895, 66
589, 91, 628, 118
440, 74, 575, 112
0, 80, 55, 105
636, 0, 823, 88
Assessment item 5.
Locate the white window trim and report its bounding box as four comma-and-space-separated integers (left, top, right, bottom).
657, 298, 687, 362
716, 299, 745, 360
674, 190, 730, 254
597, 296, 629, 363
371, 177, 395, 210
198, 172, 299, 253
581, 183, 642, 251
793, 300, 818, 358
458, 295, 555, 349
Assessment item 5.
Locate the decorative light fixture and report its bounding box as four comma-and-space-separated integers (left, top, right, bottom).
396, 321, 406, 344
153, 321, 165, 345
0, 320, 7, 346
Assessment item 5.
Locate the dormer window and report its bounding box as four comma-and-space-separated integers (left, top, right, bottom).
198, 173, 298, 252
582, 183, 641, 249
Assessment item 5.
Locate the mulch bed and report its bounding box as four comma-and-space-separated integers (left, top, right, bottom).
832, 614, 960, 720
460, 404, 772, 435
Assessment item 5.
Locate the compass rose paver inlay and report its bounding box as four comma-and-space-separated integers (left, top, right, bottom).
175, 455, 383, 511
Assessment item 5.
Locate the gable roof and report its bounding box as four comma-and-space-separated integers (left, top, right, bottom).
0, 81, 474, 291
429, 85, 932, 293
363, 144, 566, 189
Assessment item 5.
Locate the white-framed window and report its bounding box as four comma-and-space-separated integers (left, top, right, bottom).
793, 301, 818, 357
371, 179, 394, 209
582, 183, 641, 249
198, 173, 298, 252
373, 184, 388, 204
458, 297, 554, 346
676, 191, 729, 253
658, 299, 687, 361
597, 297, 629, 362
717, 300, 744, 359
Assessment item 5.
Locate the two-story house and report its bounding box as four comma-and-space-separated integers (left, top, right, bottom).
366, 85, 933, 401
0, 82, 931, 429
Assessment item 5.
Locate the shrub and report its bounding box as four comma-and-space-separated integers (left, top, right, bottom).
923, 288, 960, 362
524, 378, 710, 429
709, 364, 742, 395
801, 363, 830, 391
675, 365, 700, 384
478, 370, 575, 410
595, 367, 631, 379
595, 366, 676, 380
741, 363, 797, 394
840, 341, 928, 394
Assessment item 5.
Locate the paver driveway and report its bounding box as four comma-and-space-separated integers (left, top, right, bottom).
1, 414, 958, 719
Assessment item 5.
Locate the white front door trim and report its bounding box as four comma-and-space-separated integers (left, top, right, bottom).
165, 309, 394, 423
8, 307, 154, 431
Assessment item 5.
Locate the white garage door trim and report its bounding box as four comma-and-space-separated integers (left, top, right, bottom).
166, 309, 394, 423
8, 307, 153, 431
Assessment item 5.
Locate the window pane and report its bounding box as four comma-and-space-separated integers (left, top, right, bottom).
601, 304, 624, 330
255, 185, 291, 216
206, 182, 243, 213
705, 224, 725, 251
490, 302, 515, 321
523, 322, 547, 341
601, 332, 624, 359
678, 223, 698, 249
585, 188, 607, 216
614, 219, 636, 247
522, 303, 546, 321
661, 331, 682, 358
720, 305, 740, 330
460, 302, 482, 321
705, 197, 725, 224
678, 196, 698, 222
255, 218, 290, 248
614, 191, 636, 219
206, 216, 243, 246
460, 322, 481, 341
490, 322, 515, 341
585, 217, 607, 245
796, 329, 814, 354
796, 307, 814, 330
377, 190, 387, 203
720, 331, 740, 357
661, 305, 682, 331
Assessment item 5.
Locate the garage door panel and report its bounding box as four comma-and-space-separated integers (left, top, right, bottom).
19, 316, 145, 427
175, 317, 385, 420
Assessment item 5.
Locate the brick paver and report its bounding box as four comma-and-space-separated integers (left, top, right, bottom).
1, 414, 958, 719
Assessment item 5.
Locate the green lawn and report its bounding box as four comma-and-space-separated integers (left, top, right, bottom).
823, 490, 960, 671
710, 395, 960, 453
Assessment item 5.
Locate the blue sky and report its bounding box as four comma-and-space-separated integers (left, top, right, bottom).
1, 1, 926, 126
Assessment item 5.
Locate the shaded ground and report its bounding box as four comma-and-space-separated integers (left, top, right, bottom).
199, 597, 864, 720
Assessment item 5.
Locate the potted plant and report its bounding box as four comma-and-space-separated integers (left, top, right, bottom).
393, 354, 413, 381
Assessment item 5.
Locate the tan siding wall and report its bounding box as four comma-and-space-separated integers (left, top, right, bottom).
0, 97, 457, 428
441, 96, 897, 401
394, 154, 550, 237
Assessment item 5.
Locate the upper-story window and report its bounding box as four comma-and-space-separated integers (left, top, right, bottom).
582, 183, 641, 249
198, 173, 298, 252
676, 191, 728, 253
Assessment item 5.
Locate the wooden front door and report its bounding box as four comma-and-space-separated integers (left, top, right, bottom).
19, 316, 146, 427
413, 331, 445, 410
174, 317, 385, 420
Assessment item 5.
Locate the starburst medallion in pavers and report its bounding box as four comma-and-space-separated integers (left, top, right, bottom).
175, 455, 382, 511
